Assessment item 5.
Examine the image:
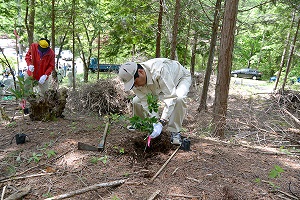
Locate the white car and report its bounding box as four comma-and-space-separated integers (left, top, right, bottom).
61, 50, 73, 61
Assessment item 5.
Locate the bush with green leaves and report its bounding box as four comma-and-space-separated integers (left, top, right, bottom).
129, 93, 160, 134
10, 76, 37, 100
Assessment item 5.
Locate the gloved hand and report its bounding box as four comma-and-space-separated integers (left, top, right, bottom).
39, 75, 47, 84
28, 65, 34, 72
150, 122, 163, 138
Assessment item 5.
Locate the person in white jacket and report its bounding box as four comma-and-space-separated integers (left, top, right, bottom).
118, 58, 192, 145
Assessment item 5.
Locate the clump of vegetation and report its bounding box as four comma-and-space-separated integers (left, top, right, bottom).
129, 93, 160, 134
10, 76, 37, 100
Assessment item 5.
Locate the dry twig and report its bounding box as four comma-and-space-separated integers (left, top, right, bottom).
147, 190, 161, 200
150, 145, 180, 182
44, 179, 126, 200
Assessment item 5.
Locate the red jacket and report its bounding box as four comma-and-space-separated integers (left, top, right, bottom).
25, 43, 55, 81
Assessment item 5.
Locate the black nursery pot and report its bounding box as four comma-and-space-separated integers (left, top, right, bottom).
23, 108, 29, 115
15, 133, 27, 144
180, 138, 191, 151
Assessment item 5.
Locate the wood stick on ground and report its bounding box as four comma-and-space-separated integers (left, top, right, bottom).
0, 172, 55, 183
283, 108, 300, 129
4, 186, 31, 200
44, 179, 126, 200
150, 145, 180, 182
167, 193, 202, 198
147, 190, 161, 200
1, 185, 7, 200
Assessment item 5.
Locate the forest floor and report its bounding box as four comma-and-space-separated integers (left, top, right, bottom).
0, 76, 299, 200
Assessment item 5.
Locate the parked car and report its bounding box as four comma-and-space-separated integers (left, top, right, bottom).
60, 50, 73, 61
231, 68, 262, 80
89, 58, 120, 73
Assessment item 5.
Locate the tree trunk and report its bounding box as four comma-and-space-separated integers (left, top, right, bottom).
25, 0, 35, 46
198, 0, 222, 112
190, 32, 197, 77
281, 17, 300, 91
97, 31, 101, 80
51, 0, 55, 51
274, 12, 295, 91
183, 16, 191, 65
72, 0, 76, 90
213, 0, 239, 139
170, 0, 180, 60
51, 0, 59, 90
155, 0, 164, 58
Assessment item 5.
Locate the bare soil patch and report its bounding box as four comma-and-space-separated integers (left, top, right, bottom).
0, 78, 299, 200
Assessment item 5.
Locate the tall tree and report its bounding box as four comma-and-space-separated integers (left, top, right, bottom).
155, 0, 164, 58
25, 0, 35, 45
281, 16, 300, 91
198, 0, 222, 112
213, 0, 239, 138
274, 11, 295, 91
170, 0, 180, 60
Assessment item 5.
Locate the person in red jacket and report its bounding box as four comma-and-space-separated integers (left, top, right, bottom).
25, 38, 55, 95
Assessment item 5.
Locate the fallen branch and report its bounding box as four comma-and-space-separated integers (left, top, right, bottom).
167, 193, 202, 198
0, 172, 54, 183
150, 145, 180, 182
283, 108, 300, 129
44, 179, 126, 200
147, 190, 161, 200
1, 185, 7, 200
3, 186, 31, 200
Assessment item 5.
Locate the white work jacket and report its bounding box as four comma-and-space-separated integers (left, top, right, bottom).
132, 58, 191, 120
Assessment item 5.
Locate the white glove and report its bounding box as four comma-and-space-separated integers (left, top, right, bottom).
28, 65, 34, 72
150, 122, 163, 138
39, 75, 47, 84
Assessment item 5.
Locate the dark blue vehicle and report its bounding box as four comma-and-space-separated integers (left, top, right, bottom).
89, 58, 120, 73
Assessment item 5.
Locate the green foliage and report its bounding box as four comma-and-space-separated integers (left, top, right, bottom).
28, 152, 43, 163
129, 115, 157, 133
111, 196, 120, 200
10, 76, 37, 100
254, 178, 261, 183
255, 165, 284, 190
268, 165, 284, 179
147, 93, 159, 113
6, 121, 17, 128
129, 93, 160, 134
110, 113, 121, 122
42, 192, 53, 198
46, 150, 56, 159
113, 146, 125, 154
90, 155, 108, 164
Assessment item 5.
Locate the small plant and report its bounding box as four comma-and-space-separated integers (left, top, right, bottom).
10, 76, 37, 100
111, 196, 120, 200
113, 146, 125, 154
110, 113, 120, 121
147, 93, 159, 113
129, 115, 157, 133
6, 121, 17, 128
46, 150, 56, 158
91, 155, 108, 164
28, 152, 43, 163
268, 165, 284, 179
255, 165, 284, 190
128, 93, 160, 137
42, 192, 52, 198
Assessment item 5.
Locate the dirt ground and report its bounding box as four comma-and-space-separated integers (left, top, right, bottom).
0, 77, 300, 200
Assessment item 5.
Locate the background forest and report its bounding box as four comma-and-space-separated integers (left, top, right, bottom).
0, 0, 299, 82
